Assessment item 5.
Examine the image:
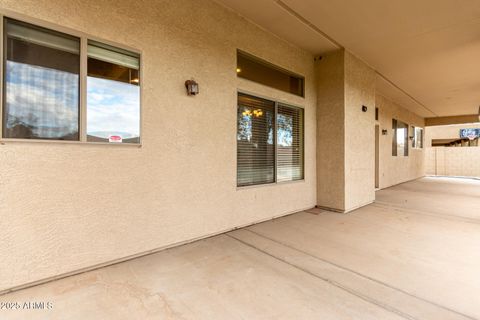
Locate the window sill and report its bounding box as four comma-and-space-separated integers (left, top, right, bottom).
0, 138, 142, 147
237, 179, 305, 190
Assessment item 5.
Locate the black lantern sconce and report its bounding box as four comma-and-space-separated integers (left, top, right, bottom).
185, 79, 199, 96
362, 105, 368, 112
382, 129, 388, 135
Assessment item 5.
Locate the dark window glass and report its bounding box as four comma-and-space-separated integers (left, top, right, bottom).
277, 104, 304, 182
237, 51, 304, 97
392, 119, 408, 156
3, 18, 80, 140
237, 93, 275, 187
375, 107, 379, 121
87, 41, 140, 143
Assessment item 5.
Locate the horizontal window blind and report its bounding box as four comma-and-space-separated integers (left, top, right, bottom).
277, 104, 304, 182
6, 20, 79, 54
88, 41, 139, 70
237, 93, 275, 187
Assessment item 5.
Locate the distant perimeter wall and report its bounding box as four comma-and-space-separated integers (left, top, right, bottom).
426, 148, 480, 178
425, 124, 480, 178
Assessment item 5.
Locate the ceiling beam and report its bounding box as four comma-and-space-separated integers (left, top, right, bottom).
425, 115, 480, 127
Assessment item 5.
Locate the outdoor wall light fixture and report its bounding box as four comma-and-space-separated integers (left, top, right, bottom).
362, 105, 368, 112
185, 79, 199, 96
382, 129, 388, 135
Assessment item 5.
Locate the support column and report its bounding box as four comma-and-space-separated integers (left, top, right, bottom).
316, 50, 376, 212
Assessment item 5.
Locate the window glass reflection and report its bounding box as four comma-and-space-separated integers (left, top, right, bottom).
3, 19, 80, 140
277, 105, 304, 182
87, 76, 140, 143
393, 119, 409, 157
237, 94, 275, 187
87, 42, 140, 143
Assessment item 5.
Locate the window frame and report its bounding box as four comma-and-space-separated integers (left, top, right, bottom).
412, 126, 424, 149
392, 118, 409, 157
236, 90, 305, 189
236, 50, 305, 98
0, 12, 143, 146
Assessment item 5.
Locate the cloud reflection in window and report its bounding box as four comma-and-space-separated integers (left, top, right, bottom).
86, 77, 140, 143
4, 61, 79, 139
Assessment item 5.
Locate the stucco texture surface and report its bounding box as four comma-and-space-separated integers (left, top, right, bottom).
425, 123, 480, 145
0, 0, 317, 291
426, 147, 480, 177
315, 50, 345, 211
315, 50, 376, 212
424, 124, 480, 177
344, 52, 376, 210
376, 94, 425, 189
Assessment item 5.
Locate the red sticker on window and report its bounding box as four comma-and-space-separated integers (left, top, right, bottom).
109, 135, 122, 143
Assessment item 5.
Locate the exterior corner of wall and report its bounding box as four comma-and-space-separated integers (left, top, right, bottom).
315, 49, 346, 211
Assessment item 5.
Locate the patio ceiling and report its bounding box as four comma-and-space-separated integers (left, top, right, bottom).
216, 0, 480, 119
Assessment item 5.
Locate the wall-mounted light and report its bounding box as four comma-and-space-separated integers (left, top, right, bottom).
185, 79, 199, 96
362, 105, 368, 112
382, 129, 388, 135
236, 68, 242, 73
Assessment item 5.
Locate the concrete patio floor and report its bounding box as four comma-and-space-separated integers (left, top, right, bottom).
1, 177, 479, 320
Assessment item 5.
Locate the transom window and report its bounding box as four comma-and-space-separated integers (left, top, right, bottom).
2, 17, 141, 144
236, 50, 305, 97
237, 93, 304, 187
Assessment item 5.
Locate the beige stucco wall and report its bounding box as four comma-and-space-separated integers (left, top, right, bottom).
315, 50, 375, 212
425, 123, 480, 146
426, 147, 480, 178
315, 50, 345, 210
375, 94, 425, 189
0, 0, 317, 291
425, 124, 480, 177
344, 52, 376, 210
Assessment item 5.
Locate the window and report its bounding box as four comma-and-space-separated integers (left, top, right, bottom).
3, 18, 80, 140
392, 119, 408, 156
1, 17, 141, 144
237, 50, 304, 97
237, 93, 304, 187
412, 126, 423, 149
87, 41, 140, 143
237, 94, 275, 186
277, 104, 304, 182
375, 107, 379, 121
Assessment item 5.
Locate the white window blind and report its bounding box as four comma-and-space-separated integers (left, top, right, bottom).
6, 21, 79, 54
237, 93, 305, 187
277, 104, 304, 182
88, 41, 139, 70
237, 93, 275, 187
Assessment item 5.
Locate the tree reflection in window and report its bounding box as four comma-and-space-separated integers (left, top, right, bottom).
237, 106, 273, 144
